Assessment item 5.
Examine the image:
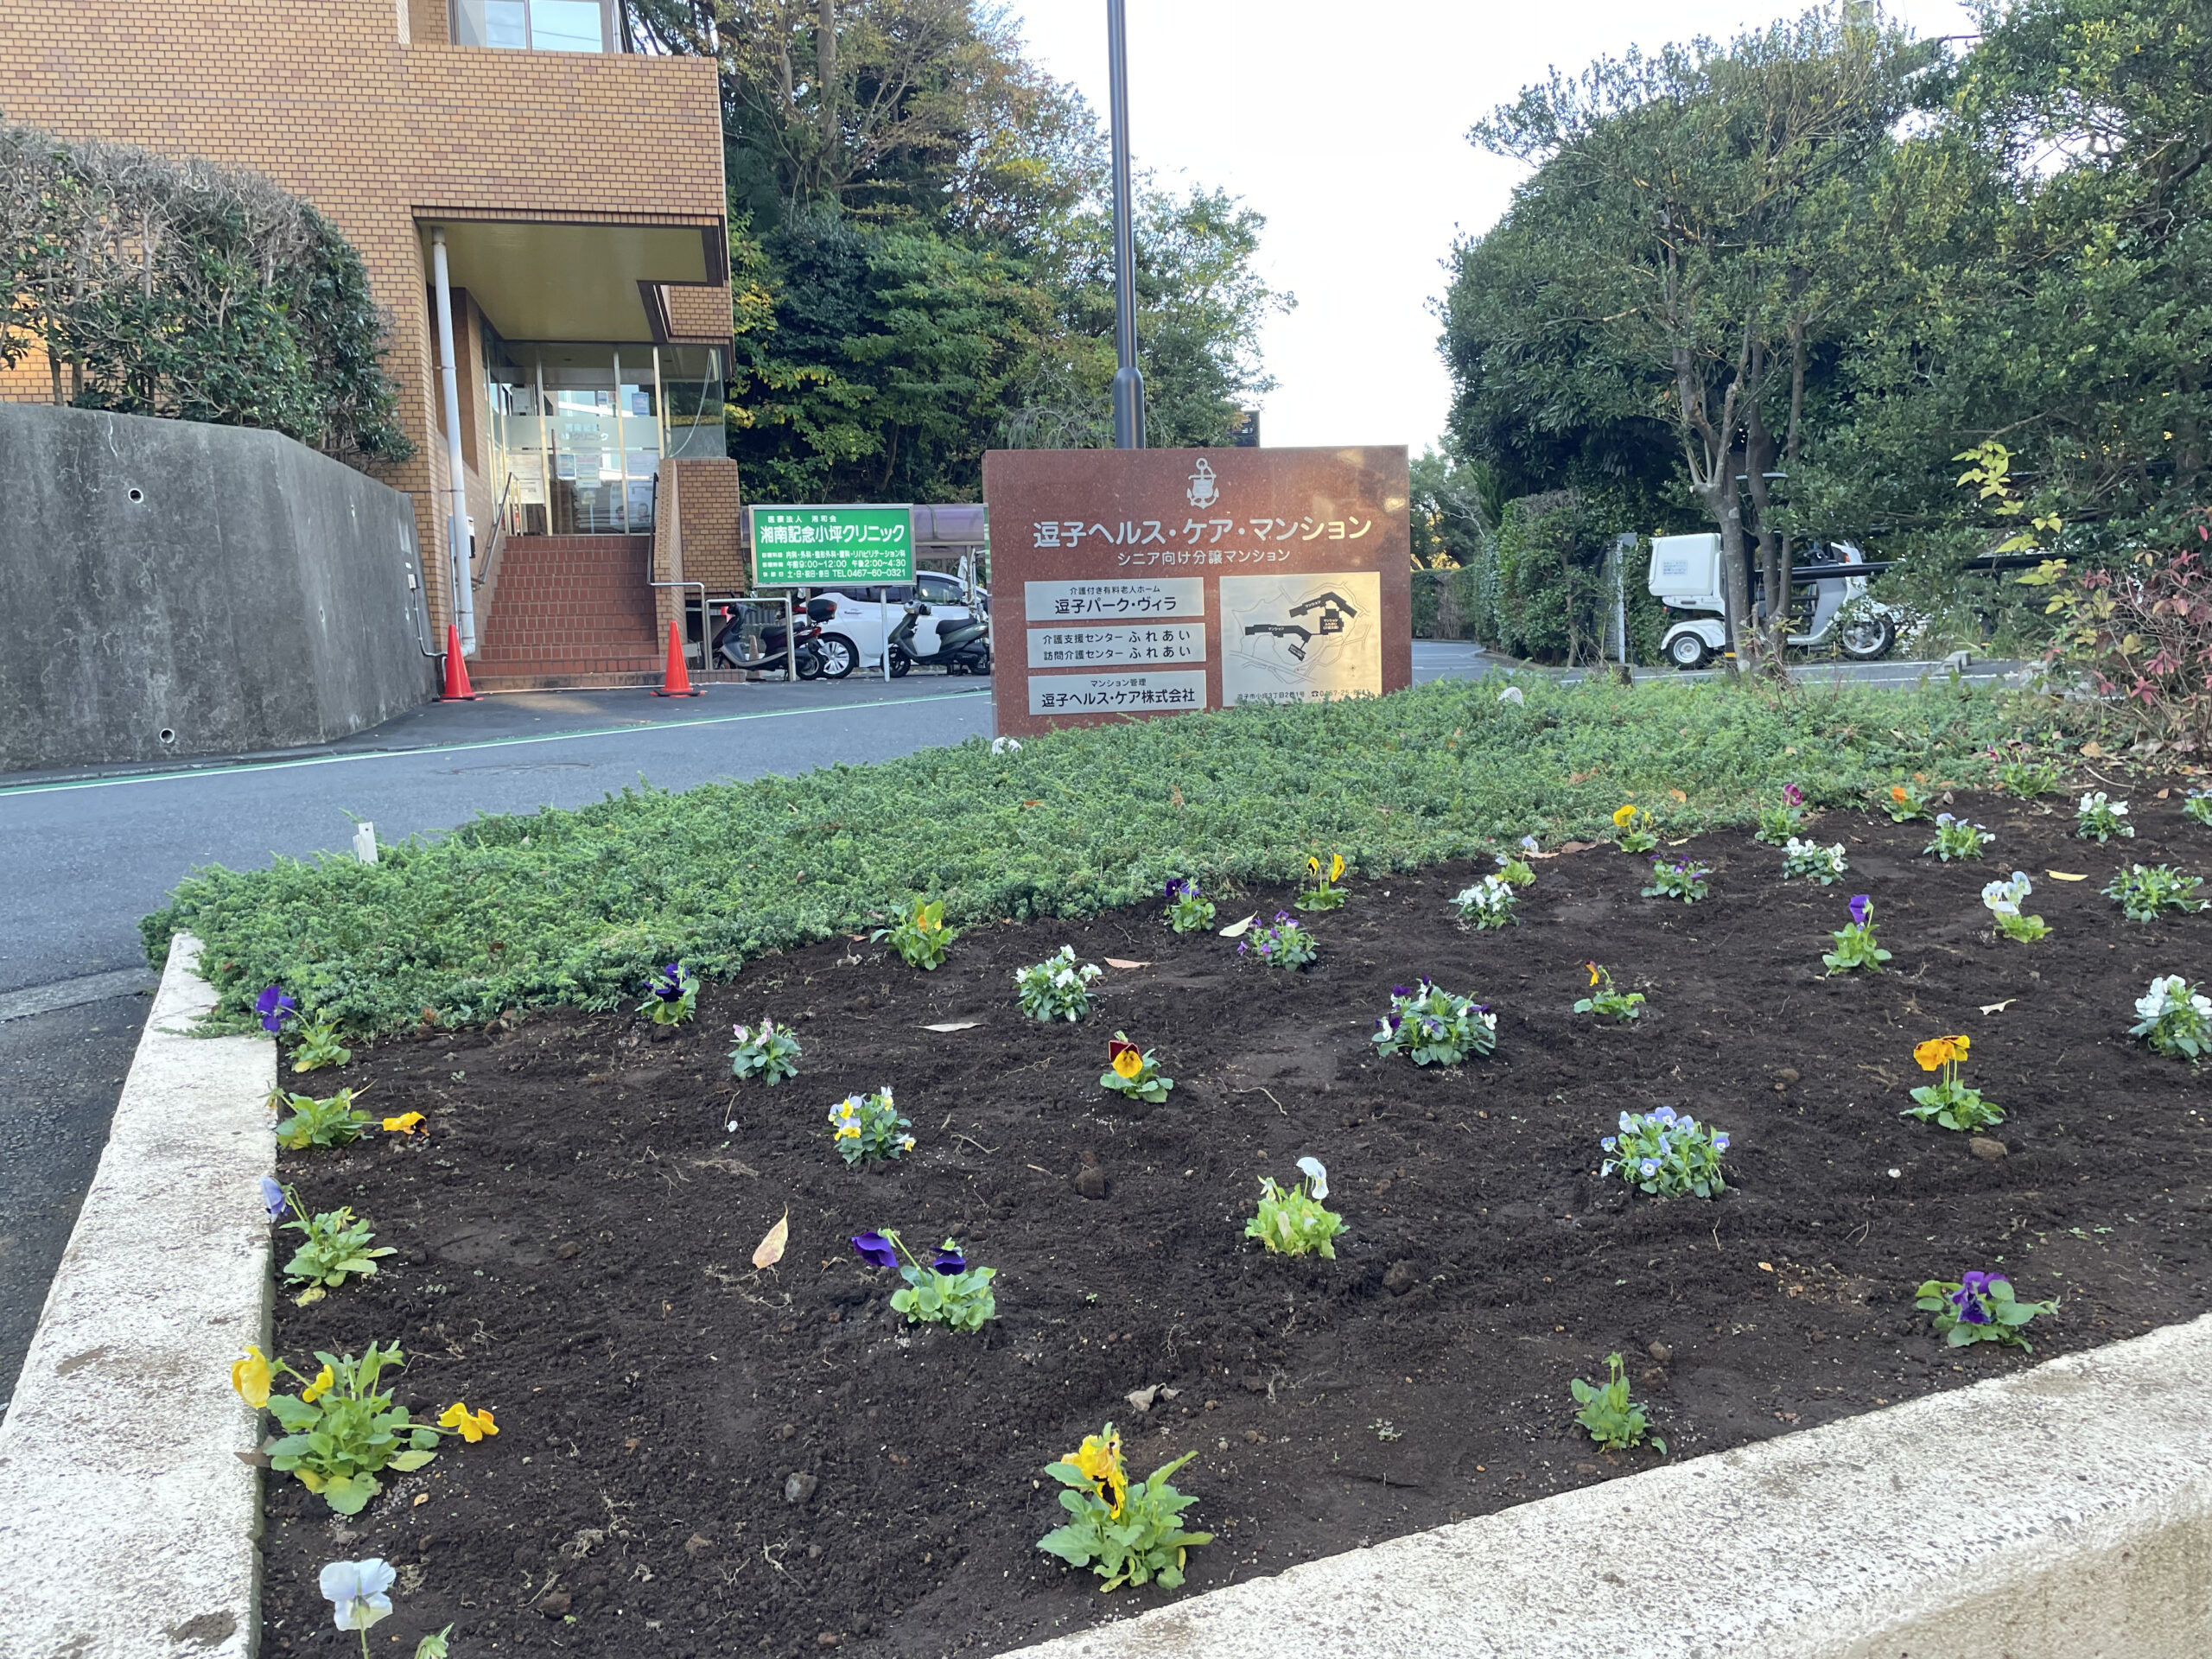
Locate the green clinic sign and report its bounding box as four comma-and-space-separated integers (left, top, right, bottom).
749, 504, 916, 587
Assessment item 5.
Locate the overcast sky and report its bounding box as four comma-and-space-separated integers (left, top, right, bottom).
1007, 0, 1980, 455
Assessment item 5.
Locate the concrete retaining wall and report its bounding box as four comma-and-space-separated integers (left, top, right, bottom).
1010, 1313, 2212, 1659
0, 404, 439, 771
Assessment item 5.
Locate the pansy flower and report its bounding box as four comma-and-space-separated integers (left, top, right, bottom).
259, 1176, 288, 1221
931, 1243, 966, 1274
256, 986, 296, 1033
1783, 783, 1803, 806
1950, 1271, 2001, 1325
439, 1401, 498, 1442
1848, 893, 1872, 926
1109, 1038, 1143, 1080
320, 1559, 396, 1633
851, 1231, 899, 1269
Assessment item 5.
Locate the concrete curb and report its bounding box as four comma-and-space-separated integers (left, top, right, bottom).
1009, 1313, 2212, 1659
0, 934, 275, 1658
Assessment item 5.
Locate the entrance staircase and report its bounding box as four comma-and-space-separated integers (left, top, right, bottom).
466, 533, 726, 692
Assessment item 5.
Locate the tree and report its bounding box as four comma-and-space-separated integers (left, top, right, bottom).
1462, 7, 1936, 668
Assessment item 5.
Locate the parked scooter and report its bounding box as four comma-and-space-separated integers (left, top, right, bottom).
714, 597, 848, 679
885, 599, 991, 677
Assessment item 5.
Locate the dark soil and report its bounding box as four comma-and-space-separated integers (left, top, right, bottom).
260, 789, 2212, 1659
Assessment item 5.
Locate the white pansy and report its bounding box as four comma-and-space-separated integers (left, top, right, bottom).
1294, 1156, 1329, 1200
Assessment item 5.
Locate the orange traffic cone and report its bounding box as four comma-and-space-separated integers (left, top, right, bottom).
652, 620, 702, 697
439, 622, 481, 701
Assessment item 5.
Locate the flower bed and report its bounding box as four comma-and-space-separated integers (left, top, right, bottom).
256, 791, 2212, 1657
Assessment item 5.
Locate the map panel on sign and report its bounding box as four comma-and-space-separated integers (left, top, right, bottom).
1027, 671, 1208, 716
1218, 572, 1382, 706
1026, 624, 1206, 670
1022, 578, 1205, 621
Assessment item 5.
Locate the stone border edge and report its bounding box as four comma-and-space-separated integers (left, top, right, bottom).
0, 933, 276, 1659
1005, 1312, 2212, 1659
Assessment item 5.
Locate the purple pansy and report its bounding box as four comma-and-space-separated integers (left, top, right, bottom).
931, 1244, 966, 1274
850, 1232, 898, 1270
1950, 1271, 2000, 1325
1848, 893, 1872, 926
259, 1176, 287, 1221
255, 986, 296, 1033
647, 963, 685, 1001
1783, 783, 1803, 807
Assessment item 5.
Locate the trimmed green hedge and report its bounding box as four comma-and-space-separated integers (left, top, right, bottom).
144, 675, 2052, 1035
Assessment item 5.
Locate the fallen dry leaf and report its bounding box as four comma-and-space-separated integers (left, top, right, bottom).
2046, 870, 2088, 881
2081, 740, 2106, 758
752, 1210, 789, 1270
1669, 788, 1688, 803
922, 1020, 982, 1032
1558, 841, 1596, 855
1219, 913, 1258, 938
1103, 957, 1152, 969
1980, 999, 2018, 1014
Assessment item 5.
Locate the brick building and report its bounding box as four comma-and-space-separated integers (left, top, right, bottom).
1, 0, 746, 688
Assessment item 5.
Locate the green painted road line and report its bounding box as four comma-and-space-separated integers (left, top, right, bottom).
0, 689, 992, 798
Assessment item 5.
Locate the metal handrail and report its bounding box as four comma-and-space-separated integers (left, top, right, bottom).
474, 471, 516, 587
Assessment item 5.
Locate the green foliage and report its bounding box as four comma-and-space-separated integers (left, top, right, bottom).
729, 1016, 804, 1084
1640, 857, 1712, 903
1754, 797, 1809, 843
1162, 877, 1216, 934
143, 677, 2055, 1039
1100, 1033, 1173, 1104
1244, 1173, 1344, 1259
1993, 757, 2061, 798
1924, 814, 1994, 861
2075, 791, 2134, 841
828, 1088, 912, 1166
871, 1231, 997, 1334
270, 1087, 372, 1151
257, 1344, 450, 1516
1237, 912, 1316, 970
1601, 1107, 1727, 1199
637, 963, 699, 1025
1916, 1274, 2056, 1351
2132, 976, 2211, 1061
289, 1019, 352, 1073
1571, 1352, 1663, 1453
1573, 963, 1645, 1022
1882, 779, 1937, 822
2184, 790, 2212, 827
1450, 874, 1519, 929
1015, 944, 1101, 1022
1822, 900, 1892, 974
1038, 1425, 1211, 1591
1, 121, 407, 463
1781, 837, 1848, 884
2103, 864, 2207, 923
277, 1193, 395, 1293
2021, 544, 2212, 751
874, 899, 956, 969
1371, 980, 1498, 1065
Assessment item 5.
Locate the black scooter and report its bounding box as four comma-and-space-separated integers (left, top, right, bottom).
886, 600, 991, 677
714, 597, 846, 679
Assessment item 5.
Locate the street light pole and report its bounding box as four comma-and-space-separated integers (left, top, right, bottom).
1107, 0, 1144, 448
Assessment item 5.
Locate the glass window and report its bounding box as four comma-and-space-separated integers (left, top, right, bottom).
451, 0, 612, 51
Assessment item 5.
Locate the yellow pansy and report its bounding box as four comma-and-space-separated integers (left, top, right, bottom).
836, 1123, 861, 1140
1914, 1034, 1969, 1071
301, 1363, 335, 1405
230, 1344, 271, 1408
1308, 855, 1320, 877
440, 1401, 498, 1443
1109, 1038, 1143, 1080
1329, 853, 1345, 884
1587, 962, 1602, 987
382, 1112, 425, 1135
1071, 1427, 1128, 1516
1612, 804, 1637, 829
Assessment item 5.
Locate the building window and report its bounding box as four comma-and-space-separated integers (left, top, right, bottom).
451, 0, 619, 52
482, 335, 724, 537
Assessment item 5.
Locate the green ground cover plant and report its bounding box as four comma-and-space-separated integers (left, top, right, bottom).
144, 677, 2056, 1037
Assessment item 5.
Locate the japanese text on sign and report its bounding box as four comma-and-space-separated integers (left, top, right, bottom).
1026, 671, 1207, 716
1022, 578, 1204, 620
1025, 624, 1206, 669
750, 504, 916, 587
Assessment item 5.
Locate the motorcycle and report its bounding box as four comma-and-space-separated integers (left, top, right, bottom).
713, 597, 849, 679
885, 599, 992, 677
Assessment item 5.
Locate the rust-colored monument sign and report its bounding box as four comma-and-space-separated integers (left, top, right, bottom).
982, 447, 1412, 737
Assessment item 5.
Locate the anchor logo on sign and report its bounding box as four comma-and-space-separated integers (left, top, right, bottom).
1185, 458, 1220, 509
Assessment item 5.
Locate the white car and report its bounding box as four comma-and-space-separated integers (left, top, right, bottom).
805, 572, 986, 677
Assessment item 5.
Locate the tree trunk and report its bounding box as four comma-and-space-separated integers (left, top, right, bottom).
817, 0, 838, 159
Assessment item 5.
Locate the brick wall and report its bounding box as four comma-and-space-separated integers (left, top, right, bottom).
0, 0, 728, 642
